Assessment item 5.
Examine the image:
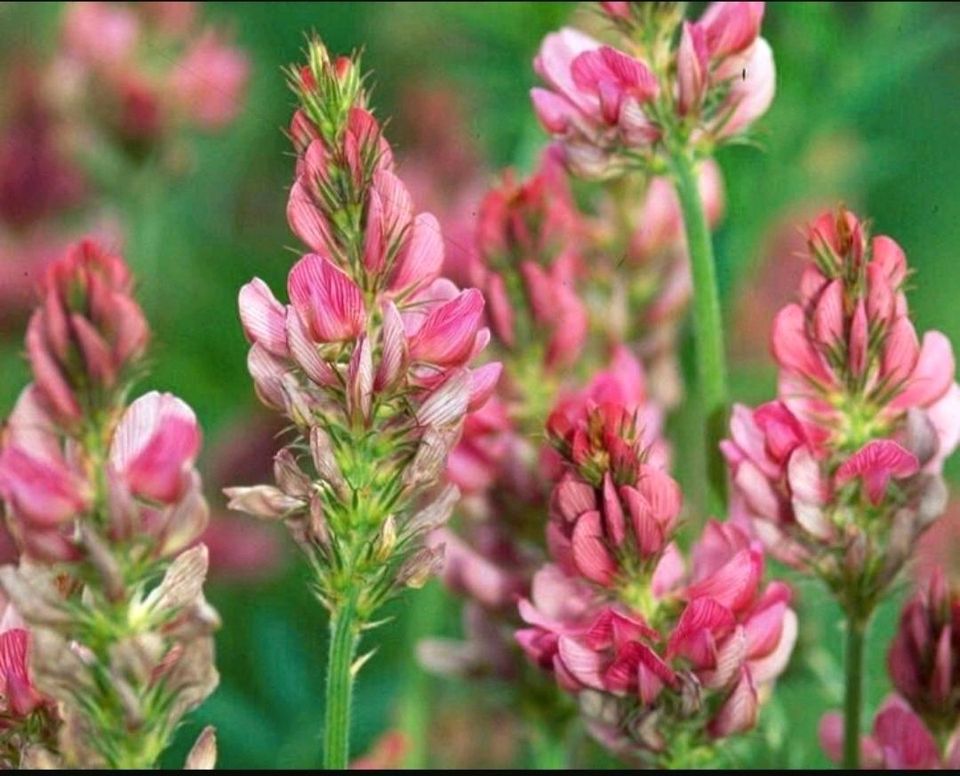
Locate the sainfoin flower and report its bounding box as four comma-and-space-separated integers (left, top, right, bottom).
887, 568, 960, 732
58, 1, 249, 146
723, 208, 958, 610
820, 695, 960, 770
229, 40, 499, 642
517, 387, 795, 759
0, 238, 218, 767
531, 3, 775, 178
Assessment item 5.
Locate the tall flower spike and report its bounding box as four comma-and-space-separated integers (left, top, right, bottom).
0, 239, 218, 768
723, 208, 959, 611
724, 206, 960, 769
228, 37, 498, 769
518, 387, 795, 764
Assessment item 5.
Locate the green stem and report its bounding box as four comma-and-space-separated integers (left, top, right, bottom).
669, 149, 729, 514
324, 595, 361, 769
399, 581, 443, 768
842, 615, 866, 769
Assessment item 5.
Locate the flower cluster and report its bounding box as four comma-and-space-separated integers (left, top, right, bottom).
723, 208, 960, 612
820, 568, 960, 769
531, 2, 775, 178
228, 40, 498, 619
58, 1, 249, 151
0, 239, 218, 768
517, 388, 796, 762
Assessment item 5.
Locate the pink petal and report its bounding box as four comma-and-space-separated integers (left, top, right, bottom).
390, 213, 444, 297
571, 510, 617, 585
835, 440, 919, 505
238, 278, 289, 357
408, 289, 485, 367
708, 668, 758, 738
110, 391, 201, 503
287, 253, 365, 343
891, 331, 956, 411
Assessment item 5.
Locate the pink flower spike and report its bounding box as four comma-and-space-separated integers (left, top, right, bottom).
288, 253, 366, 343
835, 440, 919, 505
239, 278, 289, 357
110, 391, 201, 503
408, 289, 485, 367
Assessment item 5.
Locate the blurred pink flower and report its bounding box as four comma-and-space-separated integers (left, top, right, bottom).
820, 695, 959, 769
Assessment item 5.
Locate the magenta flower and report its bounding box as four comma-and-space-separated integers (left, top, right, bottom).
820, 695, 960, 770
519, 381, 795, 759
887, 568, 960, 732
170, 29, 250, 130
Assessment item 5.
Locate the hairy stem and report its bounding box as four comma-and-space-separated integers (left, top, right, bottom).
669, 148, 729, 514
843, 615, 867, 769
324, 594, 361, 769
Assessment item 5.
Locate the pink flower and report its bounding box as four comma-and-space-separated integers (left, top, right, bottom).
109, 391, 201, 504
473, 149, 588, 369
0, 388, 90, 553
287, 253, 366, 343
887, 568, 960, 730
771, 209, 959, 461
820, 696, 958, 769
170, 30, 249, 130
62, 2, 141, 70
0, 597, 45, 718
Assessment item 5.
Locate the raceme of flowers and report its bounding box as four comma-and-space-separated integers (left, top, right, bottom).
531, 1, 774, 177
722, 207, 960, 614
515, 383, 796, 763
228, 41, 500, 623
0, 240, 218, 768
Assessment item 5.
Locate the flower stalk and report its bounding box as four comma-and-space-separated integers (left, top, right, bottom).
669, 146, 729, 512
842, 614, 867, 769
324, 592, 361, 769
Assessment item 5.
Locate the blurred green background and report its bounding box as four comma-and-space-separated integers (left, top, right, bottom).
2, 2, 960, 768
